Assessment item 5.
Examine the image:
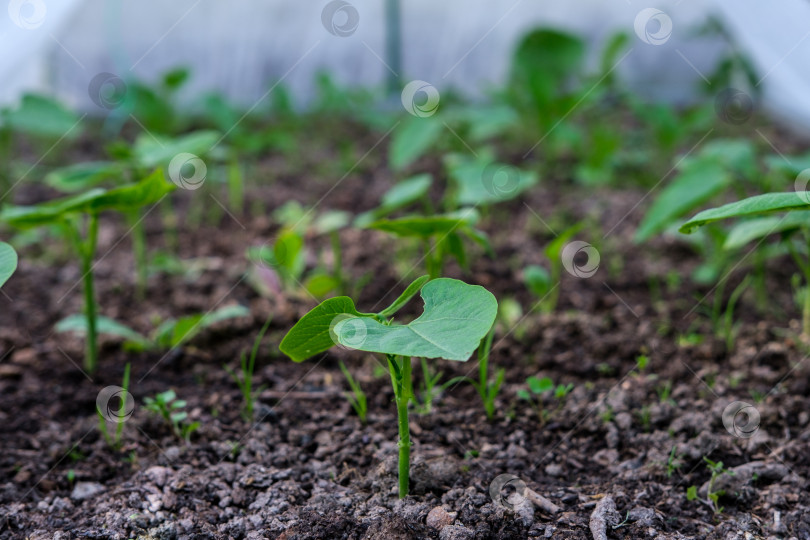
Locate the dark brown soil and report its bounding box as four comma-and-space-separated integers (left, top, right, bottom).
2, 129, 810, 540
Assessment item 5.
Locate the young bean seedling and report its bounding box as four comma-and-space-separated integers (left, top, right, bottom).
518, 376, 573, 424
0, 170, 175, 372
280, 276, 498, 498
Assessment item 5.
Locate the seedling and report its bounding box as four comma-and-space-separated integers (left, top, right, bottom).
0, 241, 17, 288
415, 358, 444, 415
280, 276, 498, 497
367, 209, 491, 278
680, 191, 810, 335
143, 390, 200, 443
0, 170, 175, 371
518, 376, 573, 423
458, 328, 504, 421
666, 445, 683, 478
524, 224, 583, 313
97, 363, 131, 450
338, 360, 368, 424
225, 314, 272, 421
703, 457, 734, 514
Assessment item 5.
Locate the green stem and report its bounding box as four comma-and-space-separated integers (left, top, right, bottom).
81, 214, 100, 373
128, 211, 147, 299
387, 354, 412, 498
330, 230, 343, 295
160, 197, 179, 254
228, 159, 244, 214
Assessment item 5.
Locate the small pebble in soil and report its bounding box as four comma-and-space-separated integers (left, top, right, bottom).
427, 506, 456, 530
70, 482, 105, 501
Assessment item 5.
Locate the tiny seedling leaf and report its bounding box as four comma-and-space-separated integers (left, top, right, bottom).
527, 376, 554, 394
55, 314, 153, 350
368, 209, 480, 238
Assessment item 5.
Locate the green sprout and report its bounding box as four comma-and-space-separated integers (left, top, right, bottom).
518, 376, 573, 423
338, 360, 368, 424
280, 276, 498, 498
97, 363, 132, 450
225, 314, 272, 421
143, 390, 200, 443
0, 170, 175, 372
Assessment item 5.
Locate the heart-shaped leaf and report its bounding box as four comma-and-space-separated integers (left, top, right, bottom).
333, 278, 497, 361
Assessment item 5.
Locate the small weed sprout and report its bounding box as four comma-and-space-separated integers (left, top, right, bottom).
518, 376, 572, 423
97, 363, 132, 450
703, 457, 734, 514
338, 360, 368, 424
225, 314, 272, 421
143, 390, 200, 443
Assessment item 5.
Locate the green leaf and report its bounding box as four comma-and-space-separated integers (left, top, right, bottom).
2, 94, 82, 139
527, 376, 554, 395
313, 210, 351, 234
332, 278, 498, 361
355, 174, 433, 226
85, 168, 175, 213
389, 116, 443, 171
280, 297, 366, 362
55, 314, 153, 350
368, 209, 479, 238
377, 275, 431, 318
303, 273, 340, 298
155, 305, 249, 348
724, 211, 810, 250
0, 170, 173, 227
446, 154, 538, 205
133, 130, 220, 168
524, 265, 551, 297
0, 242, 17, 288
680, 192, 810, 234
45, 162, 124, 193
0, 189, 107, 227
635, 160, 731, 242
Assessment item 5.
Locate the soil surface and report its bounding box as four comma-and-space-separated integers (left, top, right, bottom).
2, 126, 810, 539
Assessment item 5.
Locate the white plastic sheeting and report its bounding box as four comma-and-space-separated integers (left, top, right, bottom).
1, 0, 809, 135
712, 0, 810, 135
